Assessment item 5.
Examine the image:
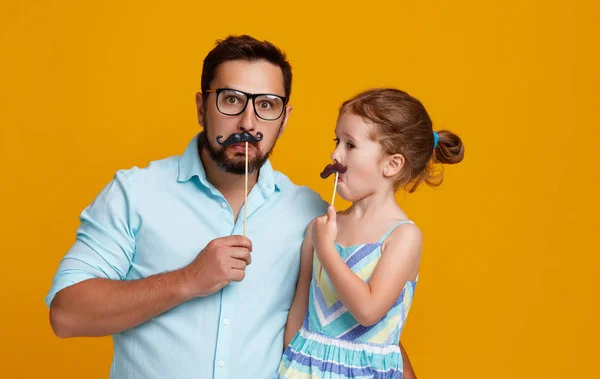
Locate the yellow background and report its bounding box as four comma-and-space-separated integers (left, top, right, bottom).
1, 1, 598, 378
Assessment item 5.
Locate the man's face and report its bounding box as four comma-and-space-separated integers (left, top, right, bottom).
196, 60, 292, 175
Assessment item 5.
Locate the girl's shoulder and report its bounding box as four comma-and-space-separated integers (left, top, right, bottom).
380, 220, 423, 254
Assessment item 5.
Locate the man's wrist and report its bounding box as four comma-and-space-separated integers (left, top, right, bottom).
173, 266, 197, 301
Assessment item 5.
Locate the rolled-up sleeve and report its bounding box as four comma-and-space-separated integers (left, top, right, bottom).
45, 170, 138, 307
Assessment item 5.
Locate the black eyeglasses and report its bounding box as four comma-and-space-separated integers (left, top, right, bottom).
204, 88, 287, 121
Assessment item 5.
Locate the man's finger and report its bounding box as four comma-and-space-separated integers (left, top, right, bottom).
222, 235, 253, 251
230, 248, 252, 265
230, 269, 246, 282
230, 258, 248, 271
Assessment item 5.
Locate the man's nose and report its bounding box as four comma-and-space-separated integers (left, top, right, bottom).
238, 101, 257, 132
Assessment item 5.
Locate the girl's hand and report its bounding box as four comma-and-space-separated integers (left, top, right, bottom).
311, 206, 337, 255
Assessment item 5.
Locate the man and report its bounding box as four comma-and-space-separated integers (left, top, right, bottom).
46, 35, 417, 378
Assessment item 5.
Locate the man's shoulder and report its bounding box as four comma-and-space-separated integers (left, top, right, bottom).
116, 155, 180, 184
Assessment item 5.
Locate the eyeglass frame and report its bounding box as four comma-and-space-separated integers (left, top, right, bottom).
203, 88, 288, 121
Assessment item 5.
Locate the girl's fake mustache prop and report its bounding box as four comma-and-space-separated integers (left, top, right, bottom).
320, 162, 348, 179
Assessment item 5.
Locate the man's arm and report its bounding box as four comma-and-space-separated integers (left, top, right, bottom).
47, 171, 252, 337
400, 342, 417, 379
49, 236, 252, 337
50, 271, 186, 337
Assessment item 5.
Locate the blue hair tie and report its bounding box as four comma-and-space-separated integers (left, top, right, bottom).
433, 131, 439, 149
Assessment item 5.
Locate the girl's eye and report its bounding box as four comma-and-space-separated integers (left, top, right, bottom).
333, 138, 340, 146
347, 142, 355, 149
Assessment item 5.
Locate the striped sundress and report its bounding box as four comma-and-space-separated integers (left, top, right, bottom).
275, 221, 418, 379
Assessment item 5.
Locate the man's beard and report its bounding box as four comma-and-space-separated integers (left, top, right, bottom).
199, 118, 283, 175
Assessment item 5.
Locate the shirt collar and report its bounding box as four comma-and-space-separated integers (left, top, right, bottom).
178, 133, 279, 197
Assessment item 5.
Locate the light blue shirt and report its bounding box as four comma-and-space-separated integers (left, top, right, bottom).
45, 133, 327, 379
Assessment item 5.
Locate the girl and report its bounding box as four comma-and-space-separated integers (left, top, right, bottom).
275, 88, 464, 378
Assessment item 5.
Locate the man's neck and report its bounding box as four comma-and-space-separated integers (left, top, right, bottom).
199, 147, 258, 219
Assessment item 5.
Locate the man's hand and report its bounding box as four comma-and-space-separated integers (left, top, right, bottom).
49, 234, 253, 338
182, 235, 252, 298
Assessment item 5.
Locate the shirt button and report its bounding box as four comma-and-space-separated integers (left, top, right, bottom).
218, 361, 225, 367
221, 202, 227, 209
223, 318, 229, 325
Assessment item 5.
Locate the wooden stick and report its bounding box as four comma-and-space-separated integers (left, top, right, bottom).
331, 172, 339, 207
244, 141, 248, 237
317, 262, 324, 288
318, 171, 339, 287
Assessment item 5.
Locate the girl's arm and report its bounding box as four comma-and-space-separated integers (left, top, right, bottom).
313, 207, 422, 326
283, 222, 314, 348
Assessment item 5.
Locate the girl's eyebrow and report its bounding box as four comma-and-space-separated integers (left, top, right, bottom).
340, 131, 357, 141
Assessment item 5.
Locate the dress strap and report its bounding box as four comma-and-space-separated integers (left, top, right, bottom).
378, 220, 415, 244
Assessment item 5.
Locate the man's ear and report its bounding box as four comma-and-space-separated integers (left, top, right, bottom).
195, 92, 204, 126
278, 105, 293, 137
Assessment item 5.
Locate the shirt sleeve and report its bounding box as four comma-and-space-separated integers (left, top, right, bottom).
45, 170, 139, 307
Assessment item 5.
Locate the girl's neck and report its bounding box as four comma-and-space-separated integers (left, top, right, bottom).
343, 188, 404, 221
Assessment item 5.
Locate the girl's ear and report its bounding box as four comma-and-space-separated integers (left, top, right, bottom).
383, 153, 405, 177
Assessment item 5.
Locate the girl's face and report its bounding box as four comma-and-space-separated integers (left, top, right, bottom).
331, 112, 389, 202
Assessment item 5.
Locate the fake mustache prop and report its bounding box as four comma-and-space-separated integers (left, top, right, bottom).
214, 131, 264, 238
216, 131, 264, 146
320, 162, 348, 179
